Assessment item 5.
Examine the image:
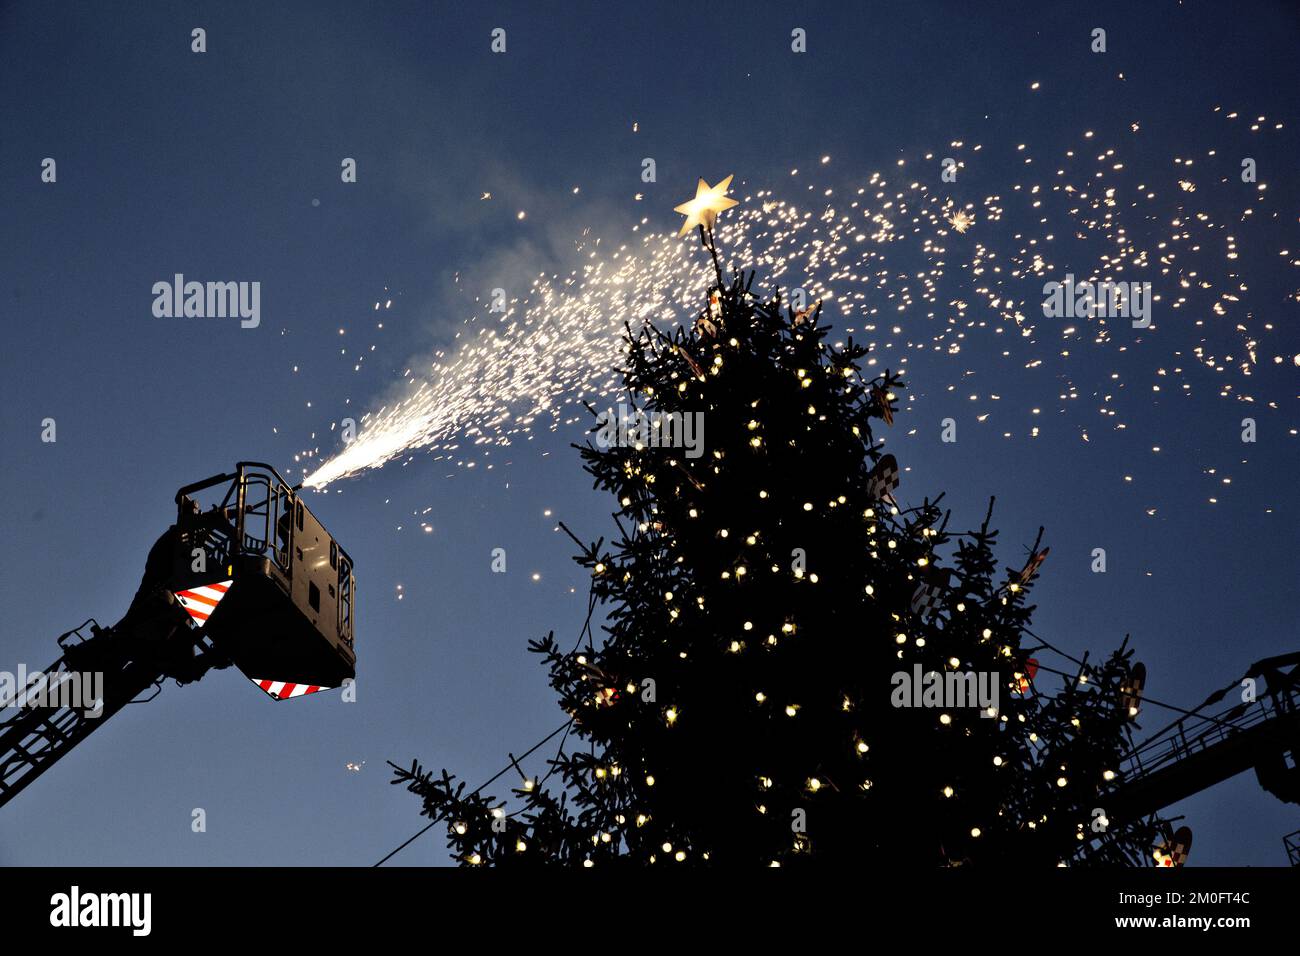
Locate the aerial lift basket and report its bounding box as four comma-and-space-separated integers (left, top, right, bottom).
170, 462, 355, 697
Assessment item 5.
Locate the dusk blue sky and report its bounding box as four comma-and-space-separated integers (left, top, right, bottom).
2, 1, 1297, 866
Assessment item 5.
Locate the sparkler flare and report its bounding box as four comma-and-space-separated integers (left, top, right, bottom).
948, 210, 975, 233
302, 110, 1296, 512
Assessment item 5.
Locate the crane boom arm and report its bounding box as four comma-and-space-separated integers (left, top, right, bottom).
1110, 706, 1300, 822
1109, 656, 1300, 824
0, 555, 230, 810
0, 621, 164, 809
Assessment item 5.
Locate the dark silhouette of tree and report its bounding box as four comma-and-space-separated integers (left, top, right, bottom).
391, 231, 1166, 867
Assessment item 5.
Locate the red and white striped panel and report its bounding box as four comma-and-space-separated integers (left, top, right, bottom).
173, 580, 233, 627
250, 679, 331, 700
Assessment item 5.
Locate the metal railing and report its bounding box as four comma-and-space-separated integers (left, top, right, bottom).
1123, 684, 1300, 781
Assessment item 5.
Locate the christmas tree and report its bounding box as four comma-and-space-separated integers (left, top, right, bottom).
391, 181, 1170, 867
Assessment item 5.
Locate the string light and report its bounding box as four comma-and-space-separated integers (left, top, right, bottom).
375, 157, 1237, 869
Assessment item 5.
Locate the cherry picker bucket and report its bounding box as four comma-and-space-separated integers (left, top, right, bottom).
169, 462, 356, 698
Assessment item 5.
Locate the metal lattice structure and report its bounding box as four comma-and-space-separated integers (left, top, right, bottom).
1285, 829, 1300, 866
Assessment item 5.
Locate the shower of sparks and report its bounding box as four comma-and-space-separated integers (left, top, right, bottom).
300, 108, 1297, 510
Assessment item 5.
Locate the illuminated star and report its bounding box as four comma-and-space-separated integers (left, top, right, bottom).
948, 210, 974, 234
674, 175, 739, 237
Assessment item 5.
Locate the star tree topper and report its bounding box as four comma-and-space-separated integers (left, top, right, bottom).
674, 175, 739, 236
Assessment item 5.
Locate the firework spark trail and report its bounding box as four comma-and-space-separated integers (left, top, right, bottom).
303, 236, 698, 487
303, 112, 1296, 490
301, 207, 861, 488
